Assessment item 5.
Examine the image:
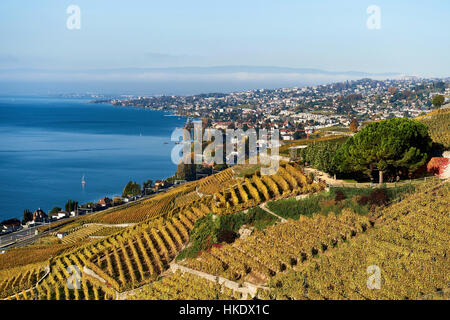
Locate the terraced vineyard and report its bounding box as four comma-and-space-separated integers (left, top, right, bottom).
127, 270, 239, 300
279, 135, 349, 156
197, 168, 236, 195
5, 163, 443, 301
84, 208, 210, 291
59, 225, 106, 244
0, 264, 47, 299
62, 224, 123, 244
211, 164, 325, 215
89, 195, 177, 224
26, 269, 113, 300
84, 182, 200, 224
268, 181, 450, 300
419, 108, 450, 149
89, 226, 125, 238
84, 175, 218, 224
180, 210, 371, 284
174, 191, 201, 207
38, 218, 77, 233
2, 250, 114, 300
0, 163, 326, 299
0, 244, 73, 270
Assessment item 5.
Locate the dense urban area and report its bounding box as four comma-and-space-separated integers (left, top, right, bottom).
97, 78, 449, 140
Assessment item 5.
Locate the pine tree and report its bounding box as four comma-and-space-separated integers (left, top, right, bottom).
336, 118, 432, 183
22, 209, 33, 224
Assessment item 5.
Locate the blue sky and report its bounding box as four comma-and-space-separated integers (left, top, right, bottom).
0, 0, 448, 94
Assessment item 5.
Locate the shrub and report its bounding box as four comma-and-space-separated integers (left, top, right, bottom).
218, 230, 238, 244
369, 188, 390, 207
334, 190, 346, 202
357, 195, 369, 206
307, 172, 315, 184
427, 157, 449, 176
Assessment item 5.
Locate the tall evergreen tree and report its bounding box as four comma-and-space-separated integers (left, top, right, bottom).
176, 163, 196, 181
122, 181, 141, 197
335, 118, 432, 183
65, 200, 78, 212
142, 180, 153, 194
432, 94, 445, 108
22, 209, 33, 224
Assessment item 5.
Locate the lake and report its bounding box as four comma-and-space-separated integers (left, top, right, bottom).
0, 96, 186, 221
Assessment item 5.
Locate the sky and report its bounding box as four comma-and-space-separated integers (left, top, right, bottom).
0, 0, 449, 94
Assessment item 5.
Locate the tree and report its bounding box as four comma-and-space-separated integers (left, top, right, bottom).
49, 207, 62, 215
176, 163, 196, 181
65, 200, 78, 213
432, 94, 445, 108
335, 118, 432, 184
349, 118, 359, 132
300, 137, 348, 175
293, 130, 306, 140
433, 81, 445, 92
142, 180, 153, 194
213, 163, 228, 171
122, 181, 141, 198
113, 197, 123, 206
388, 87, 397, 95
22, 209, 33, 224
81, 202, 96, 209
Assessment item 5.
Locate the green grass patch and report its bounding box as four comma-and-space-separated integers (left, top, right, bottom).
266, 196, 323, 219
266, 184, 416, 220
279, 135, 348, 156
318, 125, 350, 133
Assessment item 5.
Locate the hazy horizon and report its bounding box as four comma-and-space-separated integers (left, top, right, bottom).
0, 65, 417, 96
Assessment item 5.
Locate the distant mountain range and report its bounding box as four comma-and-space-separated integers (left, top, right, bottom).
0, 66, 413, 95
118, 66, 401, 77
0, 65, 401, 77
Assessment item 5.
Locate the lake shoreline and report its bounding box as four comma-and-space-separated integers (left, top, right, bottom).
0, 97, 187, 222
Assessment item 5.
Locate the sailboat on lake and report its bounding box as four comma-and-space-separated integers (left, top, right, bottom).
81, 174, 86, 185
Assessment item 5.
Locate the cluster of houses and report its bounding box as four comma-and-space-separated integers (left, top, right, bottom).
0, 208, 48, 233
0, 176, 182, 237
209, 119, 315, 141
1, 218, 22, 233
107, 78, 448, 142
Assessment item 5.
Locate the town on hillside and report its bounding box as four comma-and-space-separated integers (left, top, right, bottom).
96, 78, 449, 141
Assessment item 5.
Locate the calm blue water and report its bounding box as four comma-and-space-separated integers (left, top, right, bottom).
0, 96, 186, 221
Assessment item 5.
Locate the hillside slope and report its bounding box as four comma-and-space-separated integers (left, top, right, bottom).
126, 180, 449, 300
1, 163, 324, 300
268, 180, 449, 300
419, 108, 450, 149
